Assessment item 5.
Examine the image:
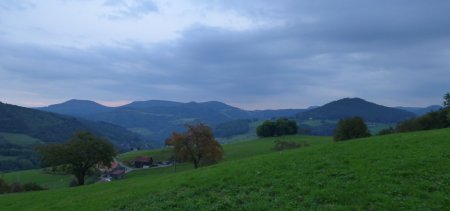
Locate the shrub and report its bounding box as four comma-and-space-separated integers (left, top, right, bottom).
0, 178, 11, 194
334, 117, 371, 141
377, 127, 395, 136
69, 179, 79, 187
272, 140, 309, 151
396, 108, 450, 133
257, 118, 299, 137
0, 178, 46, 194
22, 183, 46, 191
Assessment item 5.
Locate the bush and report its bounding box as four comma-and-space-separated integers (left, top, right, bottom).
334, 117, 371, 141
377, 127, 395, 136
396, 108, 450, 133
69, 179, 79, 187
22, 183, 46, 191
0, 178, 46, 194
0, 178, 11, 194
257, 118, 299, 137
272, 140, 309, 151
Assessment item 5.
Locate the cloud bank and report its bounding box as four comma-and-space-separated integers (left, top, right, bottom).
1, 0, 449, 109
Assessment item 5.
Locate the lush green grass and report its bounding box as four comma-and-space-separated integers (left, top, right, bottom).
122, 135, 330, 178
1, 169, 73, 189
367, 122, 393, 134
221, 135, 330, 161
118, 147, 174, 163
0, 129, 449, 210
218, 120, 261, 143
119, 135, 329, 164
0, 132, 42, 147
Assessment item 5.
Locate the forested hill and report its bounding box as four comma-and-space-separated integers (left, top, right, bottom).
38, 99, 111, 118
297, 98, 416, 123
38, 100, 305, 144
0, 102, 148, 149
396, 105, 442, 116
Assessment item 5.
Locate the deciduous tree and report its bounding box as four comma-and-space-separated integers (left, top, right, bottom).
36, 132, 116, 185
444, 92, 450, 108
334, 117, 371, 141
256, 118, 298, 137
166, 124, 223, 168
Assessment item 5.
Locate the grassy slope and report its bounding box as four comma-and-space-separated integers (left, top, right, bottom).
119, 135, 328, 163
121, 135, 329, 179
0, 129, 449, 210
1, 135, 327, 189
1, 169, 72, 189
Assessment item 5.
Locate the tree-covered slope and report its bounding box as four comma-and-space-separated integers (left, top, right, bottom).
396, 105, 442, 116
39, 99, 306, 144
37, 99, 111, 118
298, 98, 416, 123
0, 102, 148, 149
0, 128, 448, 210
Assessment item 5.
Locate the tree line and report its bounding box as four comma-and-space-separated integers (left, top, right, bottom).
256, 118, 298, 137
333, 92, 450, 141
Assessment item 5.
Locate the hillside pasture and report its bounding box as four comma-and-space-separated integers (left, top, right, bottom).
0, 129, 448, 210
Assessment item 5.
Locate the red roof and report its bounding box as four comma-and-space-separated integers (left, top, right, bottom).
110, 162, 119, 169
135, 156, 151, 162
110, 169, 125, 175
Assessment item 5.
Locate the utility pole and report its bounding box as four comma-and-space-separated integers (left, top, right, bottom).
173, 153, 177, 173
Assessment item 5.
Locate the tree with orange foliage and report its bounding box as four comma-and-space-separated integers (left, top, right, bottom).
166, 124, 223, 168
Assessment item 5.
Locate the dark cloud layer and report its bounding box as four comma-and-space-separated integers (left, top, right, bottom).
1, 0, 449, 108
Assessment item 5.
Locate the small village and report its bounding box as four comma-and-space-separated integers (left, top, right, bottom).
97, 156, 174, 182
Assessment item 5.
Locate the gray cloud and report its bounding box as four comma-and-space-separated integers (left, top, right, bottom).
1, 0, 449, 108
103, 0, 158, 20
0, 0, 35, 11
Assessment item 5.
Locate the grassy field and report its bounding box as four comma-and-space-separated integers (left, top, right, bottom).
1, 169, 73, 189
217, 120, 261, 143
119, 135, 329, 164
0, 129, 449, 210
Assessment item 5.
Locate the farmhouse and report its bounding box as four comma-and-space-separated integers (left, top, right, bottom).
134, 156, 153, 168
109, 169, 126, 179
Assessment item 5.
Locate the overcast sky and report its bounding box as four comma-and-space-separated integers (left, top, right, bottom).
1, 0, 449, 109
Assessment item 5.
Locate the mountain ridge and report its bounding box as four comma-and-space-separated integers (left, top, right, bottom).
297, 98, 416, 123
37, 98, 433, 143
1, 102, 149, 149
37, 99, 305, 144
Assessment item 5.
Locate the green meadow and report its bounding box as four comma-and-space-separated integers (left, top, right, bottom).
0, 129, 449, 210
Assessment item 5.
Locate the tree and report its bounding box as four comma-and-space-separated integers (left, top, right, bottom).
444, 92, 450, 108
275, 118, 298, 135
256, 120, 277, 137
334, 117, 371, 141
256, 118, 298, 137
36, 132, 116, 186
166, 124, 223, 168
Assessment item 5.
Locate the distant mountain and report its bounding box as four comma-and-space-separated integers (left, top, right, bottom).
298, 98, 416, 123
0, 102, 148, 149
122, 100, 183, 109
38, 99, 111, 118
249, 109, 305, 120
39, 99, 307, 144
396, 105, 442, 116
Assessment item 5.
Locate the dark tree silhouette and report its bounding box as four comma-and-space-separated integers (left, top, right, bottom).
36, 132, 116, 185
334, 117, 371, 141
